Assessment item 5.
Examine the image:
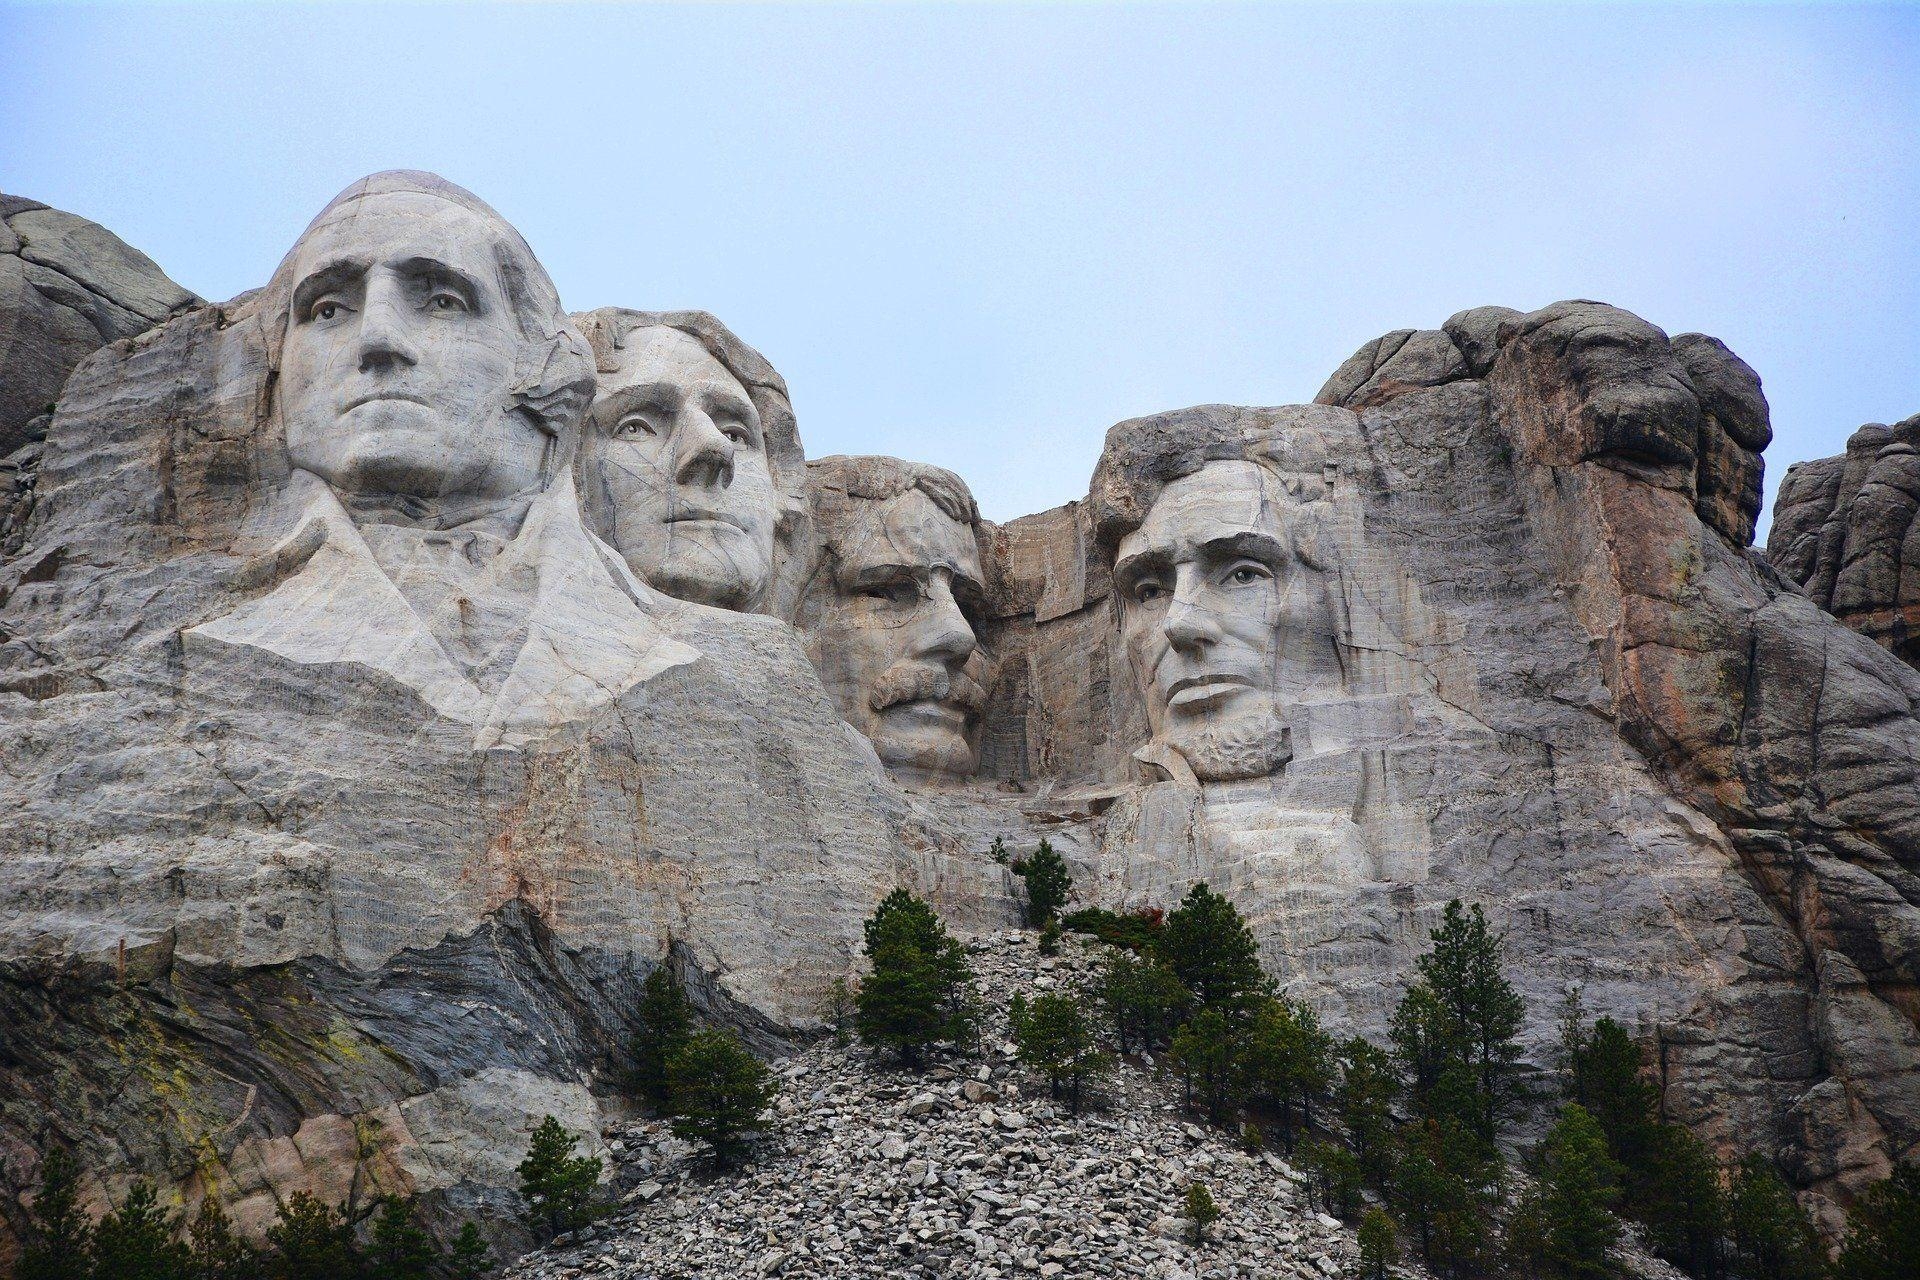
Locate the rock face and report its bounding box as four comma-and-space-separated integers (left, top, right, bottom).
2, 174, 1916, 1259
1769, 412, 1920, 670
0, 192, 199, 454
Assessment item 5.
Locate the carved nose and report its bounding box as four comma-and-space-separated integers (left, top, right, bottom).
676, 412, 736, 490
1163, 599, 1220, 651
919, 581, 977, 666
357, 291, 419, 374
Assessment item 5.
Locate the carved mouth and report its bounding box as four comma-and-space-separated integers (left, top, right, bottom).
1165, 674, 1251, 711
884, 700, 973, 732
341, 391, 429, 412
665, 512, 748, 533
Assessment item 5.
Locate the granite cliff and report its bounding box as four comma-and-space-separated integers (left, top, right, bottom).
0, 178, 1914, 1261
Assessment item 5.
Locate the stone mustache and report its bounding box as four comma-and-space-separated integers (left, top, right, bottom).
1, 172, 1917, 1249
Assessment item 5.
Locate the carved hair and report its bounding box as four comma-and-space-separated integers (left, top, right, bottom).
256, 170, 596, 458
805, 454, 981, 542
573, 307, 808, 538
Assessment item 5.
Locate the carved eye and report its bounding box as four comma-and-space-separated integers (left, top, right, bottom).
720, 423, 752, 447
1134, 582, 1168, 604
1225, 563, 1272, 587
309, 299, 348, 323
614, 414, 659, 439
862, 581, 919, 607
428, 291, 469, 313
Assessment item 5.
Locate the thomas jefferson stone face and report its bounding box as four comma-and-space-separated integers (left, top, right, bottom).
279, 190, 548, 504
1114, 459, 1342, 781
584, 326, 778, 610
809, 488, 988, 778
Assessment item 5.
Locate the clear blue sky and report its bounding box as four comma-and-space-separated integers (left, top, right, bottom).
3, 4, 1915, 534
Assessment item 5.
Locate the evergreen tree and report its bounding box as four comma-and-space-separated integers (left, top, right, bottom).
1833, 1162, 1919, 1280
19, 1146, 92, 1280
1095, 947, 1188, 1054
665, 1028, 778, 1167
365, 1196, 440, 1280
1017, 839, 1073, 924
1170, 1007, 1244, 1125
265, 1192, 359, 1280
1335, 1037, 1401, 1193
1568, 1016, 1661, 1179
1394, 1112, 1498, 1277
1726, 1155, 1826, 1280
1242, 995, 1336, 1151
1157, 883, 1270, 1019
1634, 1122, 1727, 1278
633, 963, 694, 1109
1508, 1104, 1624, 1280
1357, 1208, 1398, 1280
90, 1181, 190, 1280
185, 1197, 258, 1280
1183, 1181, 1221, 1246
855, 890, 977, 1068
516, 1116, 603, 1239
1037, 916, 1062, 957
1008, 990, 1111, 1115
1391, 900, 1525, 1144
445, 1222, 495, 1280
1301, 1139, 1364, 1220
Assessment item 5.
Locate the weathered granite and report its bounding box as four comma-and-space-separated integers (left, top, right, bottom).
1770, 412, 1920, 669
0, 193, 199, 454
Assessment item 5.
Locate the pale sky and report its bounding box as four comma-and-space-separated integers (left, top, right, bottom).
3, 3, 1915, 535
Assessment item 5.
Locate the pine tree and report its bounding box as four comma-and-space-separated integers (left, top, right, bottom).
516, 1116, 603, 1239
1508, 1103, 1624, 1280
1357, 1208, 1398, 1280
1170, 1006, 1244, 1125
1095, 947, 1189, 1054
1301, 1139, 1364, 1220
1157, 883, 1270, 1019
445, 1222, 495, 1280
265, 1192, 359, 1280
1183, 1181, 1221, 1246
19, 1146, 92, 1280
1017, 838, 1072, 924
665, 1028, 778, 1167
1391, 900, 1525, 1144
1242, 995, 1336, 1151
855, 890, 976, 1069
366, 1196, 440, 1280
90, 1181, 190, 1280
1394, 1111, 1497, 1276
1335, 1037, 1401, 1193
1008, 990, 1111, 1114
1726, 1155, 1825, 1280
1568, 1016, 1661, 1178
633, 963, 694, 1109
1634, 1121, 1727, 1277
1833, 1162, 1919, 1280
186, 1197, 258, 1280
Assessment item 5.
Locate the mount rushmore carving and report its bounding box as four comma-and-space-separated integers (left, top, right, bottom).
1, 173, 1915, 1249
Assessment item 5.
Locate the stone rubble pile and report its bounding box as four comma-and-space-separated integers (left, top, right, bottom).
506, 931, 1400, 1280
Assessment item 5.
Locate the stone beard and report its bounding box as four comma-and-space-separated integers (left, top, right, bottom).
1113, 458, 1344, 783
580, 323, 780, 612
802, 460, 991, 779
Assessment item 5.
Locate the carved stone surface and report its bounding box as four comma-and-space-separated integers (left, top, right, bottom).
1, 177, 1915, 1257
573, 309, 808, 617
799, 455, 994, 781
1770, 412, 1920, 669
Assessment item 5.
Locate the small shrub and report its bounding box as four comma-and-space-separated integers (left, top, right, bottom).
1037, 916, 1062, 956
1064, 906, 1164, 953
445, 1222, 495, 1280
665, 1028, 778, 1167
1183, 1181, 1221, 1246
1017, 838, 1072, 923
1357, 1207, 1398, 1280
516, 1116, 603, 1239
1240, 1122, 1264, 1154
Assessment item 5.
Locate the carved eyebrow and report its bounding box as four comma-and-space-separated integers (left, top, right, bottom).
290, 258, 367, 317
700, 386, 762, 435
395, 257, 484, 307
1112, 548, 1172, 588
1197, 530, 1289, 564
595, 382, 683, 421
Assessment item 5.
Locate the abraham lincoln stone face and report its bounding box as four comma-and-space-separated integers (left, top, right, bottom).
1114, 459, 1342, 782
278, 189, 552, 506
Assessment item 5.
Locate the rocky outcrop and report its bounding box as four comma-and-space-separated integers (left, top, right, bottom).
1769, 413, 1920, 669
0, 193, 199, 454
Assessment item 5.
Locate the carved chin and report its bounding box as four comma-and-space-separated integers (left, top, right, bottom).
870, 704, 979, 778
1164, 714, 1293, 783
639, 538, 771, 611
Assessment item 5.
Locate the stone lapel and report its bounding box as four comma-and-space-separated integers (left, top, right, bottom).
188, 469, 698, 749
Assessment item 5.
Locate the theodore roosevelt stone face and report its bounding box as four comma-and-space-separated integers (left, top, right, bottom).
584, 325, 778, 611
1113, 459, 1343, 782
803, 459, 990, 779
279, 188, 548, 506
